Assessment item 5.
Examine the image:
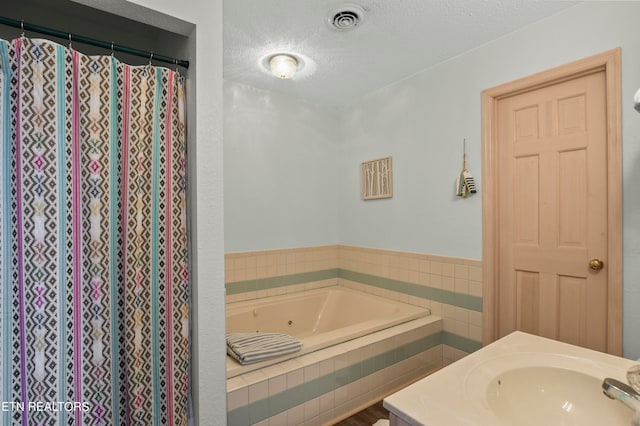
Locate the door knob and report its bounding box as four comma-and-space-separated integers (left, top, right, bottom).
589, 258, 604, 271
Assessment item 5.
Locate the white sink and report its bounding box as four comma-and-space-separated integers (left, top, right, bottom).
463, 351, 635, 425
485, 366, 632, 425
384, 332, 639, 426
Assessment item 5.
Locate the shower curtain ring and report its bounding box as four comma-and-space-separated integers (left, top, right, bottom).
68, 33, 72, 49
111, 41, 114, 57
148, 52, 154, 66
20, 20, 25, 38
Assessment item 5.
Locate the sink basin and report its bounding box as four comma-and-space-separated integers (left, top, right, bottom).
486, 366, 632, 425
464, 351, 637, 425
384, 332, 640, 426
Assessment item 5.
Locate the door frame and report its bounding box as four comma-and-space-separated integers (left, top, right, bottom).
481, 48, 622, 355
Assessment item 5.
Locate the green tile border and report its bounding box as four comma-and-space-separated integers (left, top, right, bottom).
226, 268, 483, 313
227, 332, 443, 425
225, 269, 339, 295
442, 330, 482, 353
338, 269, 483, 312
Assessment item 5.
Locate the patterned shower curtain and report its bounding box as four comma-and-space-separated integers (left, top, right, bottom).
0, 37, 189, 425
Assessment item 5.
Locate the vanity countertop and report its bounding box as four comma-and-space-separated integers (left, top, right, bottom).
383, 331, 637, 426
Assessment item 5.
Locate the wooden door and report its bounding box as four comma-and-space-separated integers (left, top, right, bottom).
482, 49, 622, 355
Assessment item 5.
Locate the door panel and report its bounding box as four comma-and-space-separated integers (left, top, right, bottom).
515, 270, 539, 335
496, 71, 608, 352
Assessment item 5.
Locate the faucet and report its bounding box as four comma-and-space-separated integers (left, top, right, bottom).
602, 377, 640, 425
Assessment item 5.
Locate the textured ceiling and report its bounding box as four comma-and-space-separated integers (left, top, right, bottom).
224, 0, 580, 106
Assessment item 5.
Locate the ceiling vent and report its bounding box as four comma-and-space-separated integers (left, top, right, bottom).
328, 5, 364, 31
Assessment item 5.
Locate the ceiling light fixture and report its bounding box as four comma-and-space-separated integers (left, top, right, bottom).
269, 54, 298, 79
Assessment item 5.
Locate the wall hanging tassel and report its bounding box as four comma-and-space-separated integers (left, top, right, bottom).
456, 138, 477, 198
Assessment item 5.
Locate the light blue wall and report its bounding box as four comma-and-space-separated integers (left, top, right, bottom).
224, 2, 640, 359
337, 74, 483, 259
224, 82, 341, 252
338, 2, 640, 359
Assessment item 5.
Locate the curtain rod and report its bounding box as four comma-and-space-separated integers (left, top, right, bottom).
0, 16, 189, 69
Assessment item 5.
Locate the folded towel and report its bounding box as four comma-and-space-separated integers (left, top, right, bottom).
456, 170, 465, 197
226, 332, 303, 365
463, 169, 477, 194
456, 139, 477, 198
456, 169, 477, 198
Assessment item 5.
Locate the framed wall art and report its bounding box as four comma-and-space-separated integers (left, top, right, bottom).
361, 156, 393, 200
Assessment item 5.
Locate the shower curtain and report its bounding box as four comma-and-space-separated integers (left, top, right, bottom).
0, 37, 189, 425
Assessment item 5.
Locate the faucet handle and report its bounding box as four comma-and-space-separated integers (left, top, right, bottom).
629, 365, 640, 394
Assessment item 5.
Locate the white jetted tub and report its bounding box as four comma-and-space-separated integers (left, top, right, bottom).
226, 286, 429, 377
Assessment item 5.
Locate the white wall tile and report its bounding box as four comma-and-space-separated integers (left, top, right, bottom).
249, 380, 268, 403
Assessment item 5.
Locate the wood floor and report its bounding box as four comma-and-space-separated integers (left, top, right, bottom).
333, 401, 389, 426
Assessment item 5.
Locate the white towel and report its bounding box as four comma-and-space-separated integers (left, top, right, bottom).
456, 170, 466, 197
226, 332, 303, 365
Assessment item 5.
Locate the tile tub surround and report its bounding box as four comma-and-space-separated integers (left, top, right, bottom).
225, 246, 340, 302
227, 317, 443, 426
225, 245, 483, 357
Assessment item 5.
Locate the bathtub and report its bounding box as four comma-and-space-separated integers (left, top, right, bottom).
226, 286, 429, 378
